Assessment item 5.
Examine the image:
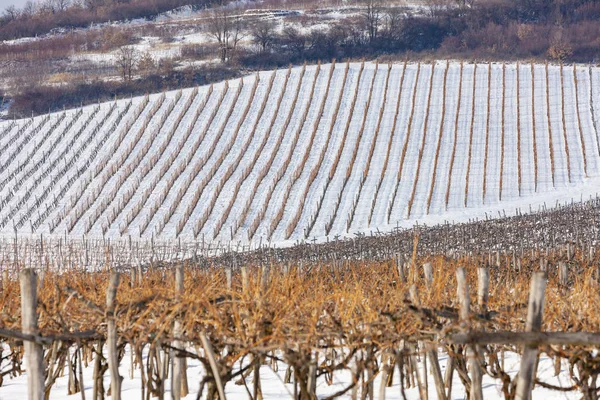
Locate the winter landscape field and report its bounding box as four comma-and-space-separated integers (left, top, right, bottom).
1, 60, 600, 246
3, 0, 600, 397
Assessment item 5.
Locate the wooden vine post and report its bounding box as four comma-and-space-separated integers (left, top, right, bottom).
106, 271, 121, 400
515, 272, 547, 400
477, 267, 490, 314
456, 267, 483, 400
20, 269, 44, 400
412, 280, 446, 400
172, 264, 188, 399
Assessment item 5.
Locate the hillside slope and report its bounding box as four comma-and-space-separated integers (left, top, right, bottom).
0, 61, 599, 244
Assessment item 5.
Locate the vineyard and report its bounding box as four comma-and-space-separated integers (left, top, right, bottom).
2, 214, 600, 399
1, 194, 600, 399
0, 61, 599, 245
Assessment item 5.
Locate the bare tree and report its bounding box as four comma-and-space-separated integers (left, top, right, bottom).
137, 52, 155, 77
3, 5, 19, 21
84, 0, 104, 12
381, 7, 403, 43
425, 0, 449, 18
53, 0, 70, 12
281, 26, 306, 59
21, 1, 36, 17
207, 6, 247, 63
115, 46, 138, 82
362, 0, 382, 44
251, 19, 276, 53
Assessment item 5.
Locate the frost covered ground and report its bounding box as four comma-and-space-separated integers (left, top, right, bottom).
0, 61, 599, 246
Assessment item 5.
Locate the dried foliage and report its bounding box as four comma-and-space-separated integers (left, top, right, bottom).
2, 233, 600, 398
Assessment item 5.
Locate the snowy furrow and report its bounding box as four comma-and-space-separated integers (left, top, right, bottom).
189, 75, 267, 239
38, 100, 136, 234
547, 65, 570, 187
214, 69, 300, 239
275, 64, 352, 241
502, 64, 519, 202
318, 63, 381, 236
0, 115, 71, 227
326, 64, 377, 235
271, 63, 341, 240
134, 83, 228, 239
252, 65, 329, 240
344, 64, 391, 232
97, 87, 206, 238
370, 64, 416, 226
407, 61, 446, 219
57, 95, 164, 234
465, 63, 489, 208
562, 66, 586, 181
203, 70, 284, 242
389, 63, 433, 221
222, 67, 301, 242
174, 78, 254, 238
9, 107, 99, 195
533, 64, 554, 192
2, 62, 600, 243
8, 105, 111, 231
576, 66, 600, 176
0, 115, 68, 200
447, 64, 475, 210
0, 111, 76, 196
0, 116, 52, 177
149, 80, 251, 238
0, 120, 17, 148
0, 117, 36, 160
353, 63, 400, 229
304, 63, 366, 239
483, 63, 503, 205
241, 66, 317, 242
519, 63, 536, 196
71, 93, 183, 236
428, 62, 461, 215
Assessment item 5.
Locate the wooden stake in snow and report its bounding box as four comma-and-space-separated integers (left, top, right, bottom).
200, 334, 226, 400
20, 269, 44, 400
515, 272, 547, 400
456, 267, 483, 400
106, 271, 121, 400
172, 264, 188, 399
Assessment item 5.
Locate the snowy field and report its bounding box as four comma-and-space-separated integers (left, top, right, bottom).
0, 61, 599, 246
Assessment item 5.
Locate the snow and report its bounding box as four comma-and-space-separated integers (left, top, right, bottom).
1, 61, 600, 246
0, 345, 583, 400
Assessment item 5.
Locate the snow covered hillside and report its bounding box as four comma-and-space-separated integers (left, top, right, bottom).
0, 60, 599, 244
